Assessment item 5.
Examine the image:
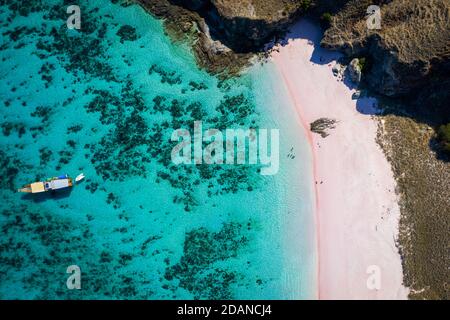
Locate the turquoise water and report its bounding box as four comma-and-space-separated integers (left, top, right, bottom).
0, 0, 316, 299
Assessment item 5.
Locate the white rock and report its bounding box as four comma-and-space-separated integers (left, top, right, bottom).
348, 58, 362, 84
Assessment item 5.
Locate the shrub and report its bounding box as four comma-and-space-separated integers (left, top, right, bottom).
437, 123, 450, 153
358, 57, 368, 73
321, 12, 332, 27
299, 0, 312, 11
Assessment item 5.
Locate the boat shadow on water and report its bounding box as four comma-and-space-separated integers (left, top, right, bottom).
20, 188, 73, 203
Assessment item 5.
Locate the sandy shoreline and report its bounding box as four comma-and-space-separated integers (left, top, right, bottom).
271, 20, 408, 299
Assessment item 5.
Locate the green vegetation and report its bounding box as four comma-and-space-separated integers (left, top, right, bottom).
320, 12, 332, 27
379, 116, 450, 300
357, 57, 367, 73
437, 123, 450, 153
299, 0, 312, 11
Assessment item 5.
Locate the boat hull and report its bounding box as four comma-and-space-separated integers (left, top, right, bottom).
17, 175, 73, 193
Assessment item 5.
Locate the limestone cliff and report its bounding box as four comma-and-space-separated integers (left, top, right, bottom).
321, 0, 450, 115
169, 0, 308, 51
137, 0, 449, 115
137, 0, 311, 74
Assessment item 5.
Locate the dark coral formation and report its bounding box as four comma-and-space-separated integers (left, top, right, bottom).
0, 151, 24, 192
164, 222, 249, 299
117, 25, 139, 43
149, 64, 182, 85
33, 3, 116, 82
3, 0, 262, 212
30, 106, 52, 125
0, 0, 267, 300
0, 204, 150, 299
39, 148, 53, 166
86, 85, 261, 211
38, 62, 55, 88
1, 122, 26, 138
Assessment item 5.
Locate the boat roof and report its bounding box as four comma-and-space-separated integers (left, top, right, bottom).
49, 178, 70, 190
30, 182, 45, 193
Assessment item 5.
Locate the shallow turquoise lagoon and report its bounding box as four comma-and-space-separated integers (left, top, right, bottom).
0, 1, 316, 299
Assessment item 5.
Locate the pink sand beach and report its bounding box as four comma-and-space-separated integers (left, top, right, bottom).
271, 20, 409, 299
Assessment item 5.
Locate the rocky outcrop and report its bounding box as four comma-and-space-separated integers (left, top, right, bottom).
137, 0, 311, 74
310, 118, 338, 138
137, 0, 449, 115
321, 0, 450, 111
169, 0, 308, 51
347, 58, 362, 84
136, 0, 247, 74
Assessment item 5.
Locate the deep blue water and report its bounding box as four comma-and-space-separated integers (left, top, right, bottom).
0, 0, 316, 299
